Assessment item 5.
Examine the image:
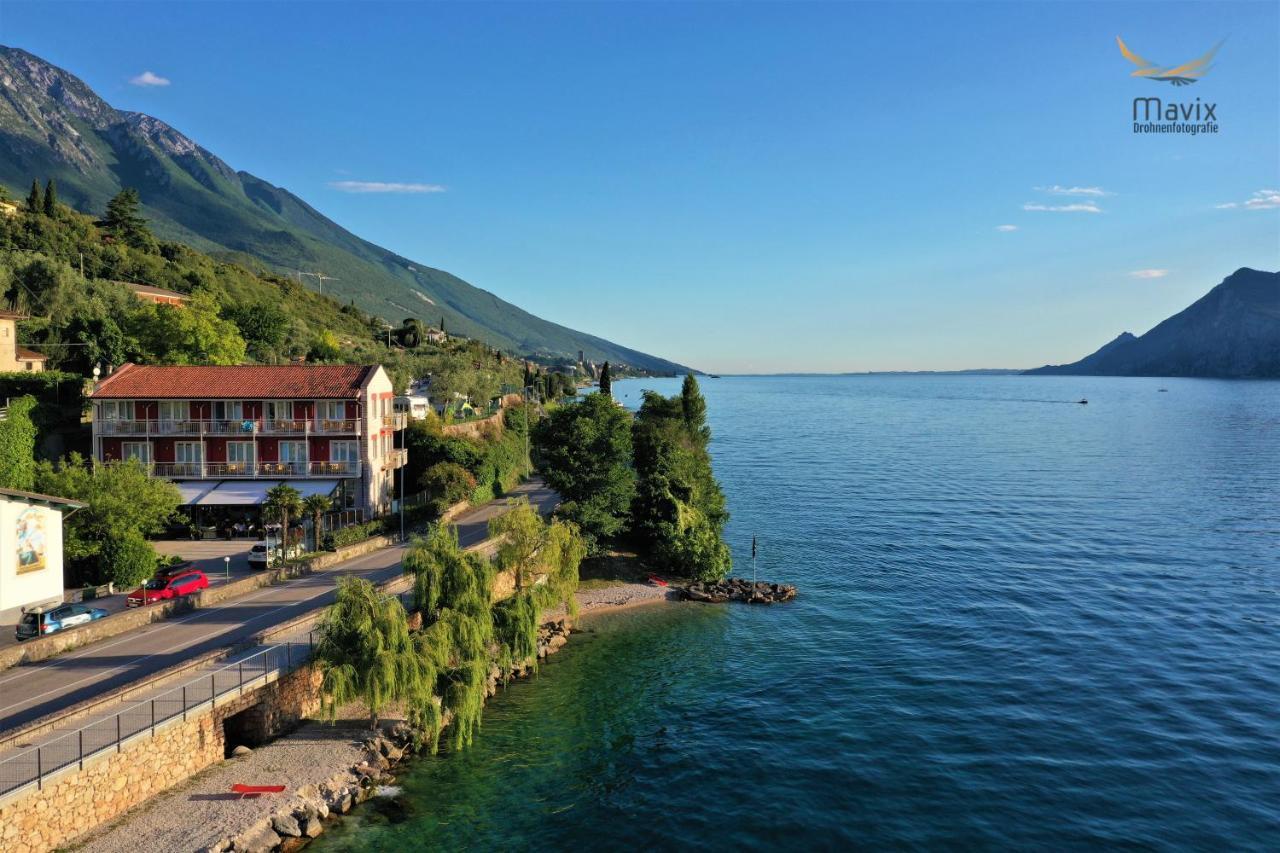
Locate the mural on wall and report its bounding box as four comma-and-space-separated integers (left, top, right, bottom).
16, 507, 47, 574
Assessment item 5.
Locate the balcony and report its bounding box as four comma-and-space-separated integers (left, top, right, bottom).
96, 418, 361, 437
384, 448, 408, 469
381, 413, 408, 431
149, 461, 361, 479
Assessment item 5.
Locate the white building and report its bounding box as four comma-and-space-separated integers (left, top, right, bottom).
0, 488, 84, 624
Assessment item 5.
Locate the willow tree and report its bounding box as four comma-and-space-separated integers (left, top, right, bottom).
313, 576, 436, 730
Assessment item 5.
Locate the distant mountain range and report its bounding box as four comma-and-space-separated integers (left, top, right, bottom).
0, 46, 688, 374
1027, 268, 1280, 378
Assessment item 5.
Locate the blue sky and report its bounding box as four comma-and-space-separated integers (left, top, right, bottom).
4, 1, 1277, 372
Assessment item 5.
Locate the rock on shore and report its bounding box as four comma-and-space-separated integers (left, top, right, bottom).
681, 577, 797, 604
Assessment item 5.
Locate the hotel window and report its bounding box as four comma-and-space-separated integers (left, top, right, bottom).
279, 441, 307, 469
330, 440, 358, 463
175, 441, 203, 474
121, 442, 151, 464
320, 401, 346, 421
99, 401, 129, 421
227, 441, 255, 472
213, 401, 245, 421
266, 401, 294, 422
158, 401, 184, 421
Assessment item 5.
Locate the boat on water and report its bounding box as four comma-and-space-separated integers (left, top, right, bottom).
1078, 399, 1088, 405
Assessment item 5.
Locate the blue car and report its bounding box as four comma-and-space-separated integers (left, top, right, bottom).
15, 604, 109, 641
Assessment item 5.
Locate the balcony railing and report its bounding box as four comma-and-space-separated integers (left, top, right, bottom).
95, 418, 361, 437
149, 461, 361, 479
381, 413, 408, 431
384, 448, 408, 469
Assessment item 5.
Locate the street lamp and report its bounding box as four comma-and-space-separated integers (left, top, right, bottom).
223, 555, 230, 583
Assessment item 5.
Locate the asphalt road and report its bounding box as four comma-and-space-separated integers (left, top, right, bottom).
0, 480, 557, 735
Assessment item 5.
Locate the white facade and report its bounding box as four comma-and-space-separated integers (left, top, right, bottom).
0, 491, 79, 624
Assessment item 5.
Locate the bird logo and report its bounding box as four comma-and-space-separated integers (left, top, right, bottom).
1116, 36, 1222, 86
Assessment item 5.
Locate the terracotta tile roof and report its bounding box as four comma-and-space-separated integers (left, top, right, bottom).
15, 347, 47, 360
90, 363, 378, 399
119, 281, 189, 300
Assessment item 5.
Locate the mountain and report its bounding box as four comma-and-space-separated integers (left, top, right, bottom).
1027, 268, 1280, 378
0, 46, 688, 374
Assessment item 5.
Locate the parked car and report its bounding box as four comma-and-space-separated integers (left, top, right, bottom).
154, 559, 195, 581
126, 569, 209, 607
16, 604, 109, 641
247, 543, 272, 570
247, 542, 301, 570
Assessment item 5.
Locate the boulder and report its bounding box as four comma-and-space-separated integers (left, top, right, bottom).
301, 816, 324, 839
271, 813, 302, 837
231, 745, 253, 757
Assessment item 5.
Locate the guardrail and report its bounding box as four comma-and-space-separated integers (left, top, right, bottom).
95, 418, 361, 436
0, 634, 314, 800
148, 461, 361, 479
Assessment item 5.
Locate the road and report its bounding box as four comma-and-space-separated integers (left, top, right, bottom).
0, 480, 557, 735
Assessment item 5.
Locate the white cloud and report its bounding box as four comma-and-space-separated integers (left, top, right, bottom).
1129, 269, 1170, 279
129, 71, 170, 87
329, 181, 446, 194
1023, 202, 1102, 213
1215, 189, 1280, 211
994, 224, 1018, 232
1034, 185, 1113, 197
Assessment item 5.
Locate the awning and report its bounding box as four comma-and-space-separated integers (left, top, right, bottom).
193, 481, 284, 506
174, 481, 220, 505
290, 480, 340, 499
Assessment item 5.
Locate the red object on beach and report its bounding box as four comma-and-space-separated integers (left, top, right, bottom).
647, 575, 668, 587
231, 784, 286, 799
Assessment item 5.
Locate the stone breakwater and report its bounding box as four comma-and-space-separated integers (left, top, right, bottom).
681, 577, 797, 604
196, 618, 573, 853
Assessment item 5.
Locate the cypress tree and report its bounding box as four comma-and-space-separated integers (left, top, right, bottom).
25, 179, 42, 214
43, 179, 57, 216
599, 361, 612, 397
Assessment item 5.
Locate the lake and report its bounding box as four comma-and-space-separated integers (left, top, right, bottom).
314, 375, 1280, 850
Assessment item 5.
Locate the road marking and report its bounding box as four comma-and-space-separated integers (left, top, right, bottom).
0, 547, 404, 691
0, 561, 405, 717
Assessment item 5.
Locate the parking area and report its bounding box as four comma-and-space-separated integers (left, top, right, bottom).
152, 538, 258, 584
0, 539, 260, 647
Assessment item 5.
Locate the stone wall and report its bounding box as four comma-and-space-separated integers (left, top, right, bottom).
440, 410, 504, 439
0, 666, 322, 853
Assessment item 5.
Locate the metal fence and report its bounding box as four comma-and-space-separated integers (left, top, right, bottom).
0, 634, 314, 800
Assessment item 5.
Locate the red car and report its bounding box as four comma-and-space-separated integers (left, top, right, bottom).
126, 569, 209, 607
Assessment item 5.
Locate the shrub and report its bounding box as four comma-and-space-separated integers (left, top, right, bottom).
420, 462, 476, 515
101, 530, 157, 588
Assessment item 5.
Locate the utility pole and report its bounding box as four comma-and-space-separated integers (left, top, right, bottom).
298, 271, 339, 296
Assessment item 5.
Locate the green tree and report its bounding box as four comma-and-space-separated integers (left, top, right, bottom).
532, 391, 635, 554
25, 179, 41, 214
631, 379, 731, 581
0, 396, 38, 490
100, 530, 157, 589
134, 290, 246, 365
488, 497, 545, 591
34, 454, 181, 584
308, 329, 343, 361
225, 302, 290, 359
313, 576, 436, 730
599, 361, 612, 397
680, 374, 708, 437
420, 461, 476, 515
42, 179, 57, 216
264, 483, 304, 554
101, 188, 155, 251
302, 493, 332, 552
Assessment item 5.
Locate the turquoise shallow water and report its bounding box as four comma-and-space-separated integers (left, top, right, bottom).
315, 375, 1280, 850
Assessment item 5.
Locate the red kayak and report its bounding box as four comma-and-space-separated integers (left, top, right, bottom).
647, 575, 668, 587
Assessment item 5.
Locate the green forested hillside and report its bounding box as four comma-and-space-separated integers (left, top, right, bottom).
0, 45, 688, 374
0, 183, 539, 401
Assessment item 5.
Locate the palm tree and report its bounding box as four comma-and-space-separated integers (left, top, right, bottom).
302, 493, 333, 551
264, 483, 304, 561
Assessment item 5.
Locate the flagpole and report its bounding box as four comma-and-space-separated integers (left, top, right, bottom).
752, 534, 757, 600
